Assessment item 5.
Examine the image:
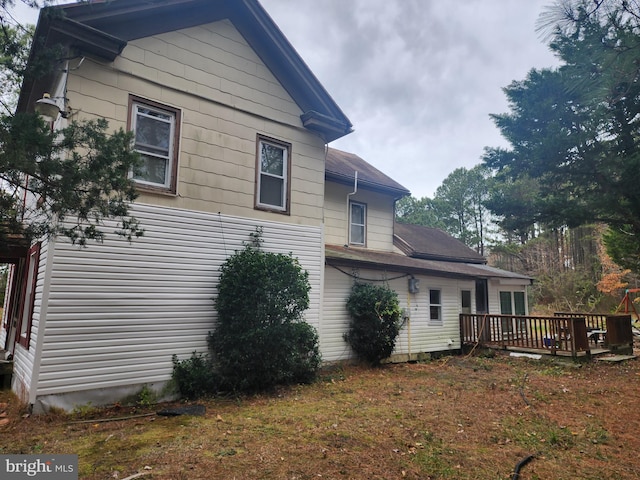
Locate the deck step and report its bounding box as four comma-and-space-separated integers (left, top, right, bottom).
595, 354, 637, 363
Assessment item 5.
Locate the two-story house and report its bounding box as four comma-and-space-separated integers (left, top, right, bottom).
1, 0, 353, 412
1, 0, 530, 412
321, 149, 531, 362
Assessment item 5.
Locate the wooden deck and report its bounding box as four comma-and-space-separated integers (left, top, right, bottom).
460, 313, 634, 359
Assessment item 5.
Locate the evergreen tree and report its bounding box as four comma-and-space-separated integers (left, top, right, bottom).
485, 0, 640, 271
0, 1, 143, 246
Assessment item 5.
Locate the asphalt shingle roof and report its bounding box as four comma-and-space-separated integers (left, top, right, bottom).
394, 222, 486, 264
325, 148, 410, 197
325, 244, 531, 282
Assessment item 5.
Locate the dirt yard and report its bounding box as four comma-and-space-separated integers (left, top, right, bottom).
1, 350, 639, 479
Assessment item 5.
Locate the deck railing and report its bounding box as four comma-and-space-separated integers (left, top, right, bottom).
460, 313, 591, 358
554, 312, 608, 331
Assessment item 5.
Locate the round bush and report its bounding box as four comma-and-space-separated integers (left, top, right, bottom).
344, 282, 403, 365
209, 243, 321, 392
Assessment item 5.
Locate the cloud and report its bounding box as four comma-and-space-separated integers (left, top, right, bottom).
261, 0, 559, 198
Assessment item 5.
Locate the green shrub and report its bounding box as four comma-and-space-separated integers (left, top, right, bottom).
209, 239, 321, 392
344, 282, 403, 365
171, 352, 219, 399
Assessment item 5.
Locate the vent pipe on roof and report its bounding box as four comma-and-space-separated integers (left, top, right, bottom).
345, 171, 358, 246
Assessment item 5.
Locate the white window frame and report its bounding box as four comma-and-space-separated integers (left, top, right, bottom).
349, 201, 367, 246
429, 288, 442, 325
129, 96, 180, 194
256, 136, 290, 213
460, 289, 472, 314
500, 290, 527, 316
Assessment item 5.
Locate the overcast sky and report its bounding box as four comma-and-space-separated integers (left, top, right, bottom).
17, 1, 561, 199
260, 0, 560, 198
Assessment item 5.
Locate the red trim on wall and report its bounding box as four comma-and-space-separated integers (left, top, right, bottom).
17, 243, 41, 349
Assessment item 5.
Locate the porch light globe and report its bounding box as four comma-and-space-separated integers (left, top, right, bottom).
35, 93, 61, 120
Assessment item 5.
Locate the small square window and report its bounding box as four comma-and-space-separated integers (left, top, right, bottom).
350, 202, 366, 246
256, 136, 290, 213
129, 96, 180, 194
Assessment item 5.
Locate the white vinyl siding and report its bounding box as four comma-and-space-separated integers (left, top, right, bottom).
33, 204, 323, 398
320, 267, 355, 361
321, 267, 474, 362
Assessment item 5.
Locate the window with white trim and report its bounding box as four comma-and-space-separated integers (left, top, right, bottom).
429, 288, 442, 324
461, 289, 472, 314
349, 201, 366, 246
256, 136, 290, 212
499, 290, 526, 315
129, 96, 180, 193
500, 290, 527, 334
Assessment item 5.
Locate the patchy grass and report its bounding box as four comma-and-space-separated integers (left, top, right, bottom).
1, 353, 639, 479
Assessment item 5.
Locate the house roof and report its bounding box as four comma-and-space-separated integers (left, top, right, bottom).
325, 148, 411, 198
18, 0, 353, 142
394, 222, 486, 264
325, 244, 532, 282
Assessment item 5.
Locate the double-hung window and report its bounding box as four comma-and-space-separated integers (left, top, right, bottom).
256, 136, 290, 213
349, 202, 366, 246
129, 96, 180, 194
429, 288, 442, 324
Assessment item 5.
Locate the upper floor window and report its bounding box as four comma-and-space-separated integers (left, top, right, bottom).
256, 136, 290, 213
129, 96, 180, 194
349, 201, 366, 246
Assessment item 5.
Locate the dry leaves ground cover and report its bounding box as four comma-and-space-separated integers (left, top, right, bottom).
0, 351, 639, 480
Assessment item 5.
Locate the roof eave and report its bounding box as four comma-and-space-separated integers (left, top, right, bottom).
233, 0, 353, 141
325, 245, 532, 282
325, 254, 470, 280
301, 110, 353, 143
18, 0, 354, 143
325, 171, 411, 198
49, 17, 127, 61
410, 252, 487, 265
17, 10, 128, 114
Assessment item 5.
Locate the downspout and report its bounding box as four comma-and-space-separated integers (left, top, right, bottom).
346, 171, 358, 245
407, 291, 411, 361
